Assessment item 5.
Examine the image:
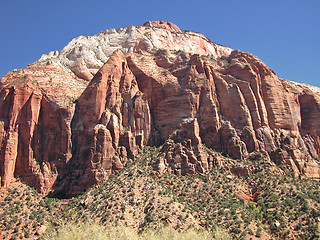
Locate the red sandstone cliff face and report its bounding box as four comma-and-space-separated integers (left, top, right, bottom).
0, 61, 85, 194
57, 50, 152, 195
1, 21, 320, 195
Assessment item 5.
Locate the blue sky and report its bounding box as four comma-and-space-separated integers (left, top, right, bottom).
1, 0, 319, 87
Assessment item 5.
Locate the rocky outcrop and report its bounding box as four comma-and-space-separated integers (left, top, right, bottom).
56, 50, 151, 195
1, 21, 320, 195
143, 20, 182, 33
158, 118, 208, 175
0, 60, 84, 193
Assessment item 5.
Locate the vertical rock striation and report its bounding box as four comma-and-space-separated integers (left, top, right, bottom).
59, 50, 151, 195
0, 61, 81, 193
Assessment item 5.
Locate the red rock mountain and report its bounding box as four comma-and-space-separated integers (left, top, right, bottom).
1, 21, 320, 195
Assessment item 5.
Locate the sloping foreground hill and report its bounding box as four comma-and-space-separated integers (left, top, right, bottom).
1, 146, 320, 239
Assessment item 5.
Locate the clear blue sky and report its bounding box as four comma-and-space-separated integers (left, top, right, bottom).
1, 0, 319, 87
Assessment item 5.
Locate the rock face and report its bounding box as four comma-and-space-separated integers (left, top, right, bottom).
58, 50, 151, 195
0, 61, 86, 193
1, 21, 320, 195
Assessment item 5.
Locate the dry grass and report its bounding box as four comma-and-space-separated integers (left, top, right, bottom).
41, 223, 231, 240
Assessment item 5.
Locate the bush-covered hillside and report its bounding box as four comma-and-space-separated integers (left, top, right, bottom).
0, 146, 319, 239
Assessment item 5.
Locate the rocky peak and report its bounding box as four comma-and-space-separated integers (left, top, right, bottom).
142, 20, 182, 33
35, 21, 232, 81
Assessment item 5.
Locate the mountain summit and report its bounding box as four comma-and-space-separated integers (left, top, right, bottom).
0, 21, 319, 196
36, 20, 231, 82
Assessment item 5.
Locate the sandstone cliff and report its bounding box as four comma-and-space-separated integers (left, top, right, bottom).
0, 60, 87, 193
1, 21, 319, 195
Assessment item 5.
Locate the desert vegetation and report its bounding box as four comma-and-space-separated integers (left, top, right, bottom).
0, 146, 320, 239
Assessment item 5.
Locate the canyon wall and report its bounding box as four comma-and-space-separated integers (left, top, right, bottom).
1, 21, 319, 195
